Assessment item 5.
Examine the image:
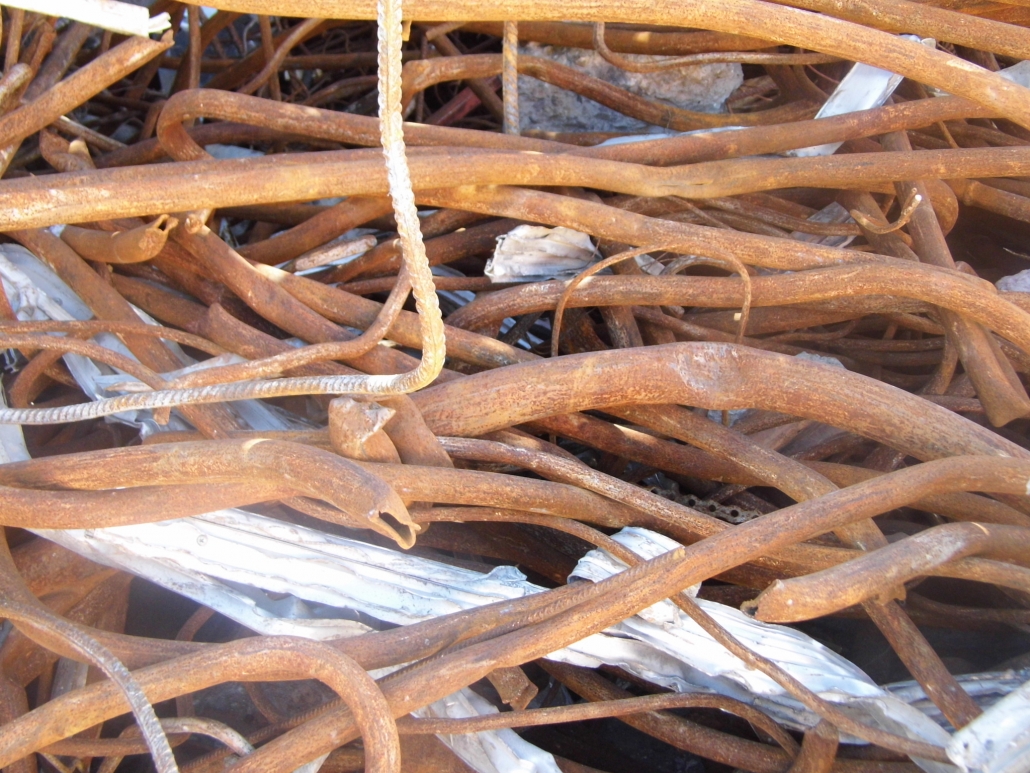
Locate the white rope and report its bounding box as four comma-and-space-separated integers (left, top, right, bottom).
0, 0, 446, 425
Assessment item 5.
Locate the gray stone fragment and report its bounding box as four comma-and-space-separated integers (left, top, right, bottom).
518, 42, 743, 134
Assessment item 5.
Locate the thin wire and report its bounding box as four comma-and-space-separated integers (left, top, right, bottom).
551, 244, 683, 359
850, 189, 922, 235
661, 250, 752, 344
0, 537, 181, 773
593, 22, 840, 72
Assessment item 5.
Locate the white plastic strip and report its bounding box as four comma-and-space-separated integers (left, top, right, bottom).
1, 0, 170, 37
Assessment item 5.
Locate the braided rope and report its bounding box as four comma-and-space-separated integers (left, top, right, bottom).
375, 0, 446, 388
0, 0, 445, 426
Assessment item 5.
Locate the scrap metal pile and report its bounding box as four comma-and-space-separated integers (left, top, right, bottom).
4, 0, 1030, 771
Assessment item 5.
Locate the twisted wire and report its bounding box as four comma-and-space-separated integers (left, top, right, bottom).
502, 21, 519, 135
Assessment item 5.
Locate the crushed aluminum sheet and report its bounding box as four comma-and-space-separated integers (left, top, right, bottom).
411, 688, 562, 773
486, 225, 596, 283
36, 511, 960, 771
791, 35, 936, 158
947, 678, 1030, 773
888, 672, 1030, 733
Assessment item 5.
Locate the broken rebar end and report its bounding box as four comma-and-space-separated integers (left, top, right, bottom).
182, 213, 206, 234
751, 579, 791, 623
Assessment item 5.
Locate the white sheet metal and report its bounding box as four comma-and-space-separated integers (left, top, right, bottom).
948, 679, 1030, 773
0, 245, 309, 436
791, 36, 935, 157
2, 0, 170, 37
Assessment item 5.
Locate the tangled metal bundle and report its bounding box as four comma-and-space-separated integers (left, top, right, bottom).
4, 1, 1030, 772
